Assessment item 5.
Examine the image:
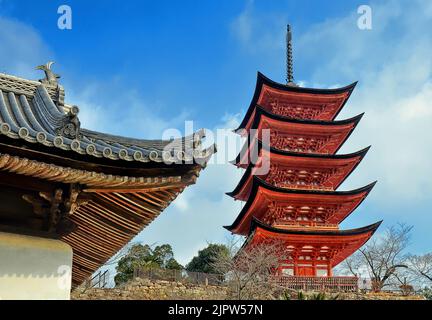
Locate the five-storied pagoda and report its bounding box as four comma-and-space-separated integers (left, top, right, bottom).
225, 25, 381, 289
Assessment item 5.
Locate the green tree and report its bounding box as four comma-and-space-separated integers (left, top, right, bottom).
166, 258, 183, 270
186, 243, 229, 274
114, 243, 183, 286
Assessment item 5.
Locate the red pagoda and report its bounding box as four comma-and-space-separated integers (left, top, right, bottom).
226, 25, 381, 285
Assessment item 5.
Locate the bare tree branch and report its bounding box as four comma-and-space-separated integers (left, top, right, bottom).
211, 240, 288, 300
406, 253, 432, 285
338, 223, 413, 292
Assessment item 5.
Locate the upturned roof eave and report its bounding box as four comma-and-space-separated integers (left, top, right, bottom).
249, 216, 382, 238
230, 137, 371, 168
225, 176, 377, 234
235, 72, 358, 132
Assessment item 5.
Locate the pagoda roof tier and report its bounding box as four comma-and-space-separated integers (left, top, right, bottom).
236, 72, 357, 131
236, 105, 363, 154
225, 177, 376, 235
230, 141, 369, 197
243, 218, 381, 268
0, 72, 213, 165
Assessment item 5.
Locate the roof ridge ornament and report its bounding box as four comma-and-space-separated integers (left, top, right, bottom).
56, 105, 81, 140
286, 24, 298, 87
36, 61, 61, 86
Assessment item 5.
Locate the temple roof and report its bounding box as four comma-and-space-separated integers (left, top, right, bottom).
0, 71, 213, 164
236, 72, 357, 131
225, 177, 376, 235
0, 64, 216, 286
244, 218, 382, 267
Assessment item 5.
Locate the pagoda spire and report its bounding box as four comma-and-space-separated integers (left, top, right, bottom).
286, 24, 297, 87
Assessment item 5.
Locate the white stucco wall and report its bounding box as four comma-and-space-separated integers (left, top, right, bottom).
0, 232, 73, 300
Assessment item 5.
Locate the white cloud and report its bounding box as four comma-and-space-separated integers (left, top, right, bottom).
65, 80, 192, 139
230, 0, 286, 55
0, 16, 52, 77
398, 82, 432, 120
301, 1, 432, 203
135, 113, 246, 265
230, 0, 254, 45
172, 192, 190, 213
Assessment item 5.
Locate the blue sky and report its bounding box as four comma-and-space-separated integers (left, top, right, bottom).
1, 0, 431, 266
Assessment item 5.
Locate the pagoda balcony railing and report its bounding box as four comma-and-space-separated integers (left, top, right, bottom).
274, 184, 334, 192
273, 222, 339, 230
278, 276, 358, 292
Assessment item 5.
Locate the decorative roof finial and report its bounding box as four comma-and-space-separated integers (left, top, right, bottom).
286, 24, 297, 86
36, 61, 60, 86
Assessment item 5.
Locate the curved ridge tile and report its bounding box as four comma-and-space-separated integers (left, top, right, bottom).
19, 95, 46, 133
32, 91, 57, 134
0, 89, 20, 132
37, 85, 65, 118
7, 92, 38, 137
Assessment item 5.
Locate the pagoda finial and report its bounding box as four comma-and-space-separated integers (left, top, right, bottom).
286, 24, 297, 86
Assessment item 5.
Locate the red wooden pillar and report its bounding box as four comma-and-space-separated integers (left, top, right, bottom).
327, 264, 333, 277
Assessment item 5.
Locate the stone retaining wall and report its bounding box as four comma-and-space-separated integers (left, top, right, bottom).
72, 278, 425, 300
71, 278, 228, 300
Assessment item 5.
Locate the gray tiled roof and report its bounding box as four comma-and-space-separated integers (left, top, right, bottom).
0, 71, 213, 164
